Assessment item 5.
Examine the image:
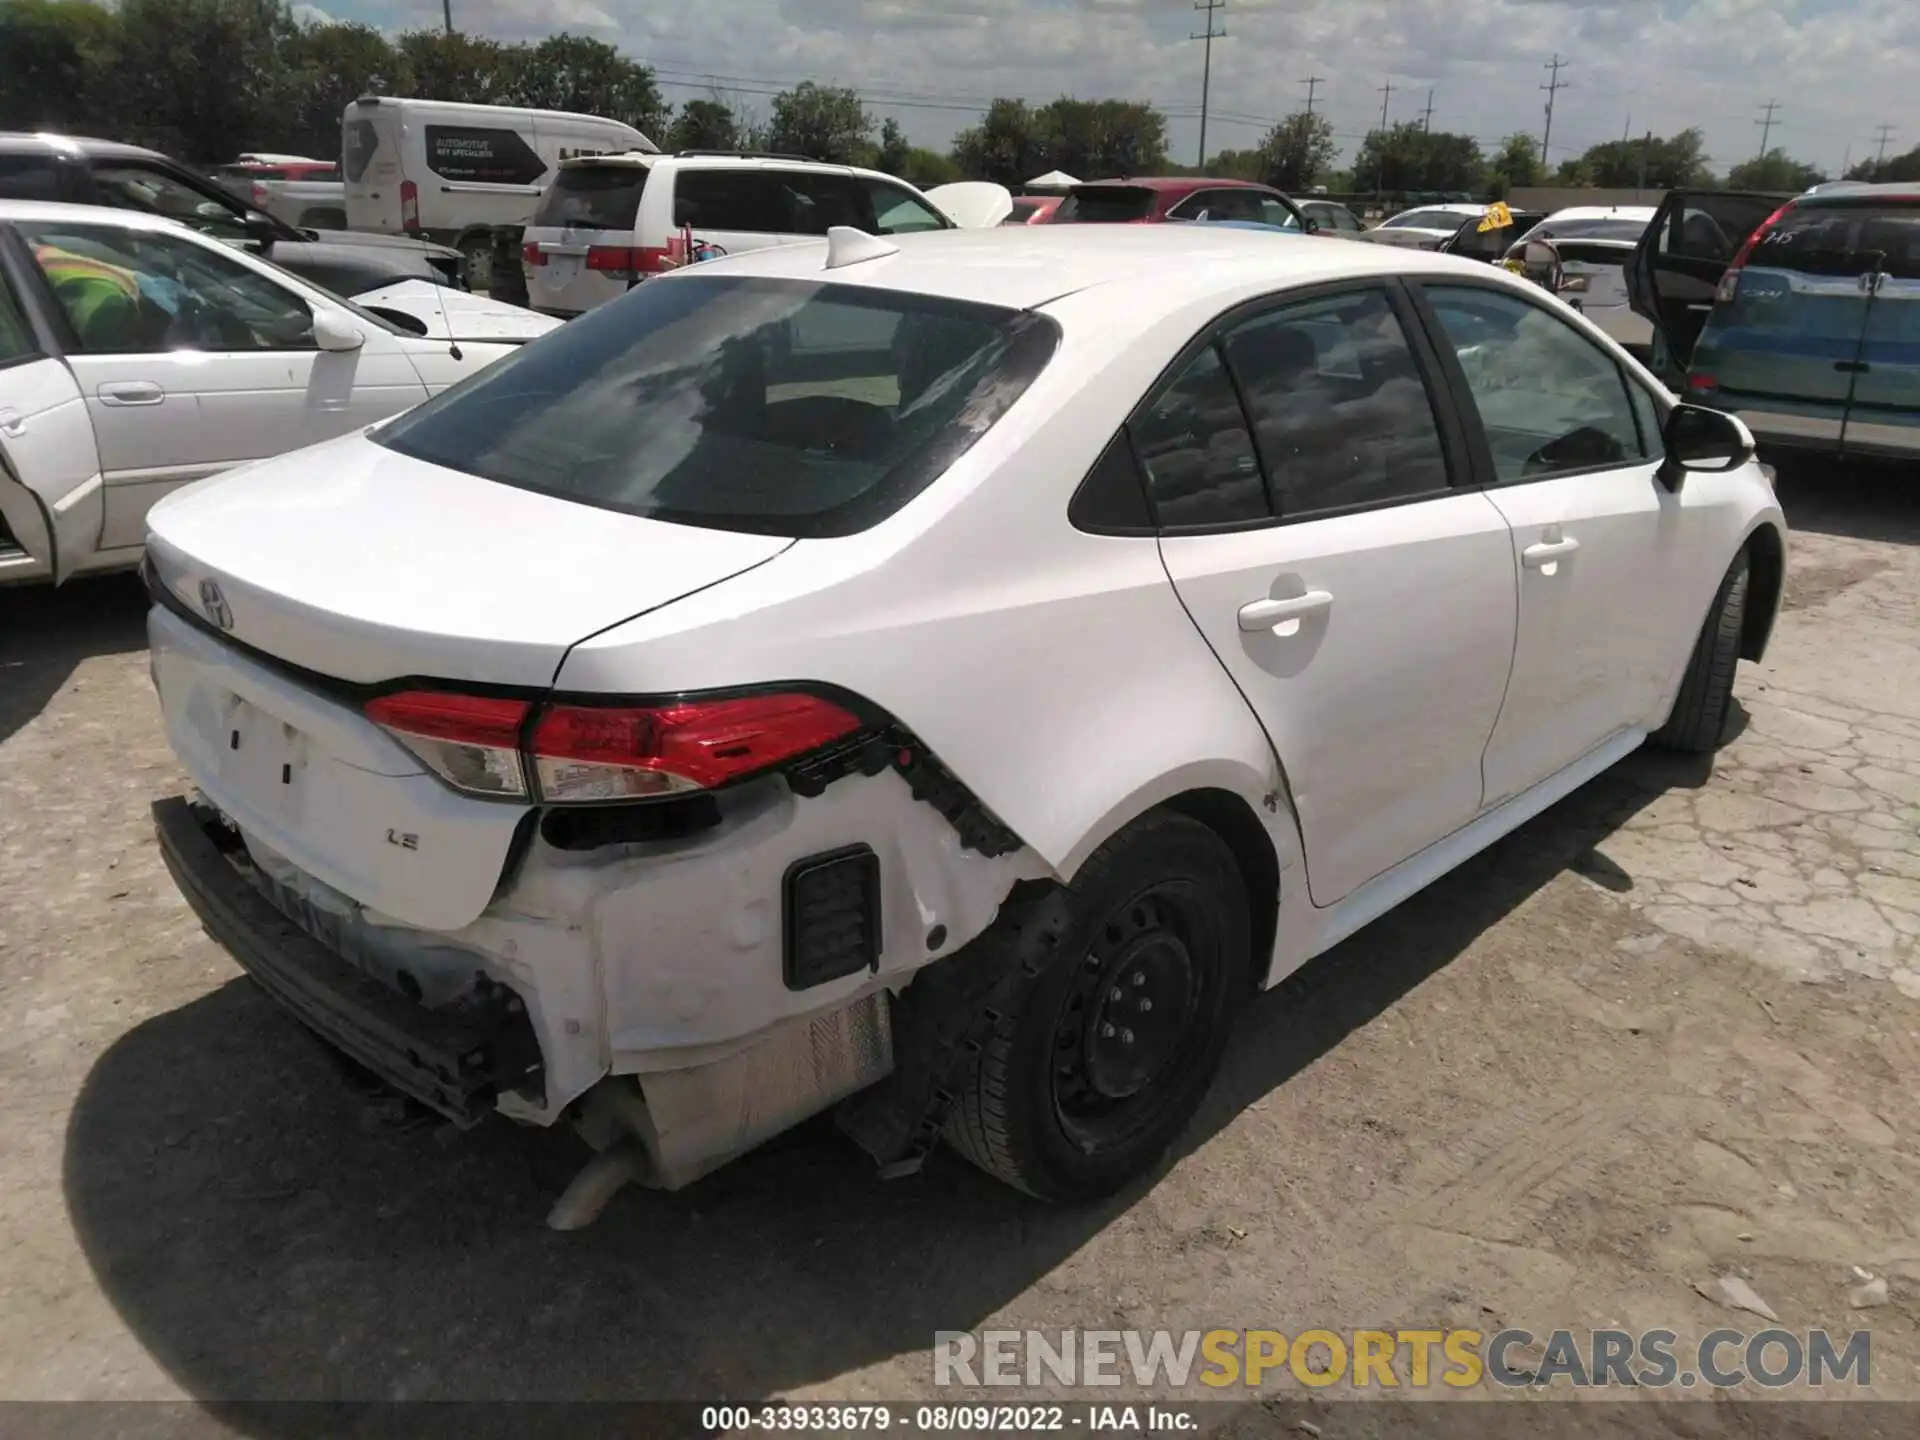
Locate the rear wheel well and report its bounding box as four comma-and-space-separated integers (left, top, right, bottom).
1741, 523, 1785, 660
1159, 788, 1280, 990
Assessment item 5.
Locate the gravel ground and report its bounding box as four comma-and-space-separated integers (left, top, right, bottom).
0, 463, 1915, 1424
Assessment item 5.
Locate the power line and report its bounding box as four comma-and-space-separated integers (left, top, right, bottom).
1754, 99, 1781, 157
1420, 89, 1435, 132
1190, 0, 1227, 167
1300, 75, 1323, 117
1377, 79, 1394, 133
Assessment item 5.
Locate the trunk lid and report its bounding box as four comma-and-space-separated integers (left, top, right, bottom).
144, 431, 793, 688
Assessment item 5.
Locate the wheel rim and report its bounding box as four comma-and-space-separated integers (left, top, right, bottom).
1050, 885, 1216, 1153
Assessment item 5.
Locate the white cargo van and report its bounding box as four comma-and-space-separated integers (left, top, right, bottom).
342, 95, 653, 290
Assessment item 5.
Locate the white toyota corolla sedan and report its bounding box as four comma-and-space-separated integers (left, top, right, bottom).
142, 223, 1786, 1215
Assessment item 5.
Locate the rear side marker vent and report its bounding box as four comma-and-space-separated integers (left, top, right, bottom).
783, 845, 882, 991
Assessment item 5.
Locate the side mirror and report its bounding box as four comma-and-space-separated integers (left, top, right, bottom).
1303, 216, 1321, 234
1658, 403, 1753, 491
312, 311, 366, 353
241, 212, 280, 245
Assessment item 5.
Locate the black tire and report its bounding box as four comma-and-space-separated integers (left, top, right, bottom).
945, 811, 1252, 1201
457, 231, 495, 294
1652, 551, 1749, 753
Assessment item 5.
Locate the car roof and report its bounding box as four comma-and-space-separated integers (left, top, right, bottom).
1797, 182, 1920, 204
670, 223, 1491, 312
0, 198, 194, 232
0, 131, 170, 164
1075, 176, 1271, 192
1389, 202, 1487, 217
1540, 205, 1657, 223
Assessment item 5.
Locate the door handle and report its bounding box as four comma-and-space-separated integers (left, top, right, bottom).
97, 381, 165, 406
1522, 536, 1580, 569
1238, 590, 1334, 631
0, 408, 23, 438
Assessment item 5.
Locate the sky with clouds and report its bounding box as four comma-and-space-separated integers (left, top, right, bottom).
304, 0, 1916, 176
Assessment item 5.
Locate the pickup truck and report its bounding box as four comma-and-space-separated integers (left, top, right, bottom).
214, 160, 347, 229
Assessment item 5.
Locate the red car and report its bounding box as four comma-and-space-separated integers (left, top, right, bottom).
1003, 195, 1063, 225
1049, 177, 1313, 231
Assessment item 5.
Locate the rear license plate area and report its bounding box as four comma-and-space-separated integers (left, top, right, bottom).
216, 693, 311, 825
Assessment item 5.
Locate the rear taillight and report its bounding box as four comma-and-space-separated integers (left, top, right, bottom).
522, 239, 546, 266
400, 179, 419, 232
365, 689, 863, 804
1687, 372, 1719, 393
365, 692, 532, 798
250, 182, 269, 209
1715, 201, 1794, 305
529, 693, 863, 802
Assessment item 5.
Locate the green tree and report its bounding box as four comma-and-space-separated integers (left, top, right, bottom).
1256, 111, 1336, 192
0, 0, 122, 135
1844, 145, 1920, 183
1485, 133, 1543, 198
1034, 97, 1166, 180
667, 98, 740, 152
900, 147, 958, 189
109, 0, 300, 161
766, 81, 871, 163
280, 20, 400, 161
502, 33, 666, 137
1727, 149, 1824, 192
874, 117, 911, 176
1353, 122, 1483, 193
394, 28, 514, 106
1573, 128, 1713, 188
950, 98, 1045, 187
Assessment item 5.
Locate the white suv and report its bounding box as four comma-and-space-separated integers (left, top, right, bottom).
520, 152, 959, 318
144, 225, 1785, 1219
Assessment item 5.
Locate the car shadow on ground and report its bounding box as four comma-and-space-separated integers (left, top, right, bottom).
1769, 452, 1920, 546
0, 572, 149, 747
63, 735, 1713, 1416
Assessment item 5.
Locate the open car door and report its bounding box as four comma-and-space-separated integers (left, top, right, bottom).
1627, 190, 1785, 373
0, 354, 104, 587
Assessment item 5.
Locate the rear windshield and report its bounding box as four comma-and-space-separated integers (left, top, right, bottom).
1384, 208, 1469, 230
343, 119, 381, 184
1053, 187, 1155, 223
1752, 199, 1920, 280
533, 164, 650, 229
374, 274, 1060, 538
1005, 200, 1042, 223
1527, 216, 1649, 243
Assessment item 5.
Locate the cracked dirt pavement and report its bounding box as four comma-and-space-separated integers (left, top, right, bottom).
0, 466, 1914, 1422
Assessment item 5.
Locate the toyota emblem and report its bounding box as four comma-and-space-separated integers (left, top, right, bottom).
198, 579, 234, 631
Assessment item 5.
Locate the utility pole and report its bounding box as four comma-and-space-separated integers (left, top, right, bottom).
1839, 142, 1852, 181
1754, 99, 1781, 158
1191, 0, 1227, 168
1420, 89, 1435, 132
1873, 123, 1895, 172
1300, 74, 1323, 117
1540, 54, 1568, 164
1377, 79, 1394, 133
443, 0, 453, 32
1622, 113, 1631, 143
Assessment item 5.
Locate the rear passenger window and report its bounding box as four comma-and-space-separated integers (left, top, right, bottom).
0, 154, 67, 201
0, 279, 38, 366
1132, 345, 1267, 528
1223, 288, 1450, 516
1424, 285, 1644, 481
673, 171, 788, 232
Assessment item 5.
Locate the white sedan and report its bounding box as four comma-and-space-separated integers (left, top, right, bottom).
1504, 205, 1659, 352
1358, 202, 1490, 249
0, 201, 558, 586
141, 224, 1785, 1215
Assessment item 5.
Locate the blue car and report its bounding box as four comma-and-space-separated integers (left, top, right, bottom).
1628, 184, 1920, 460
